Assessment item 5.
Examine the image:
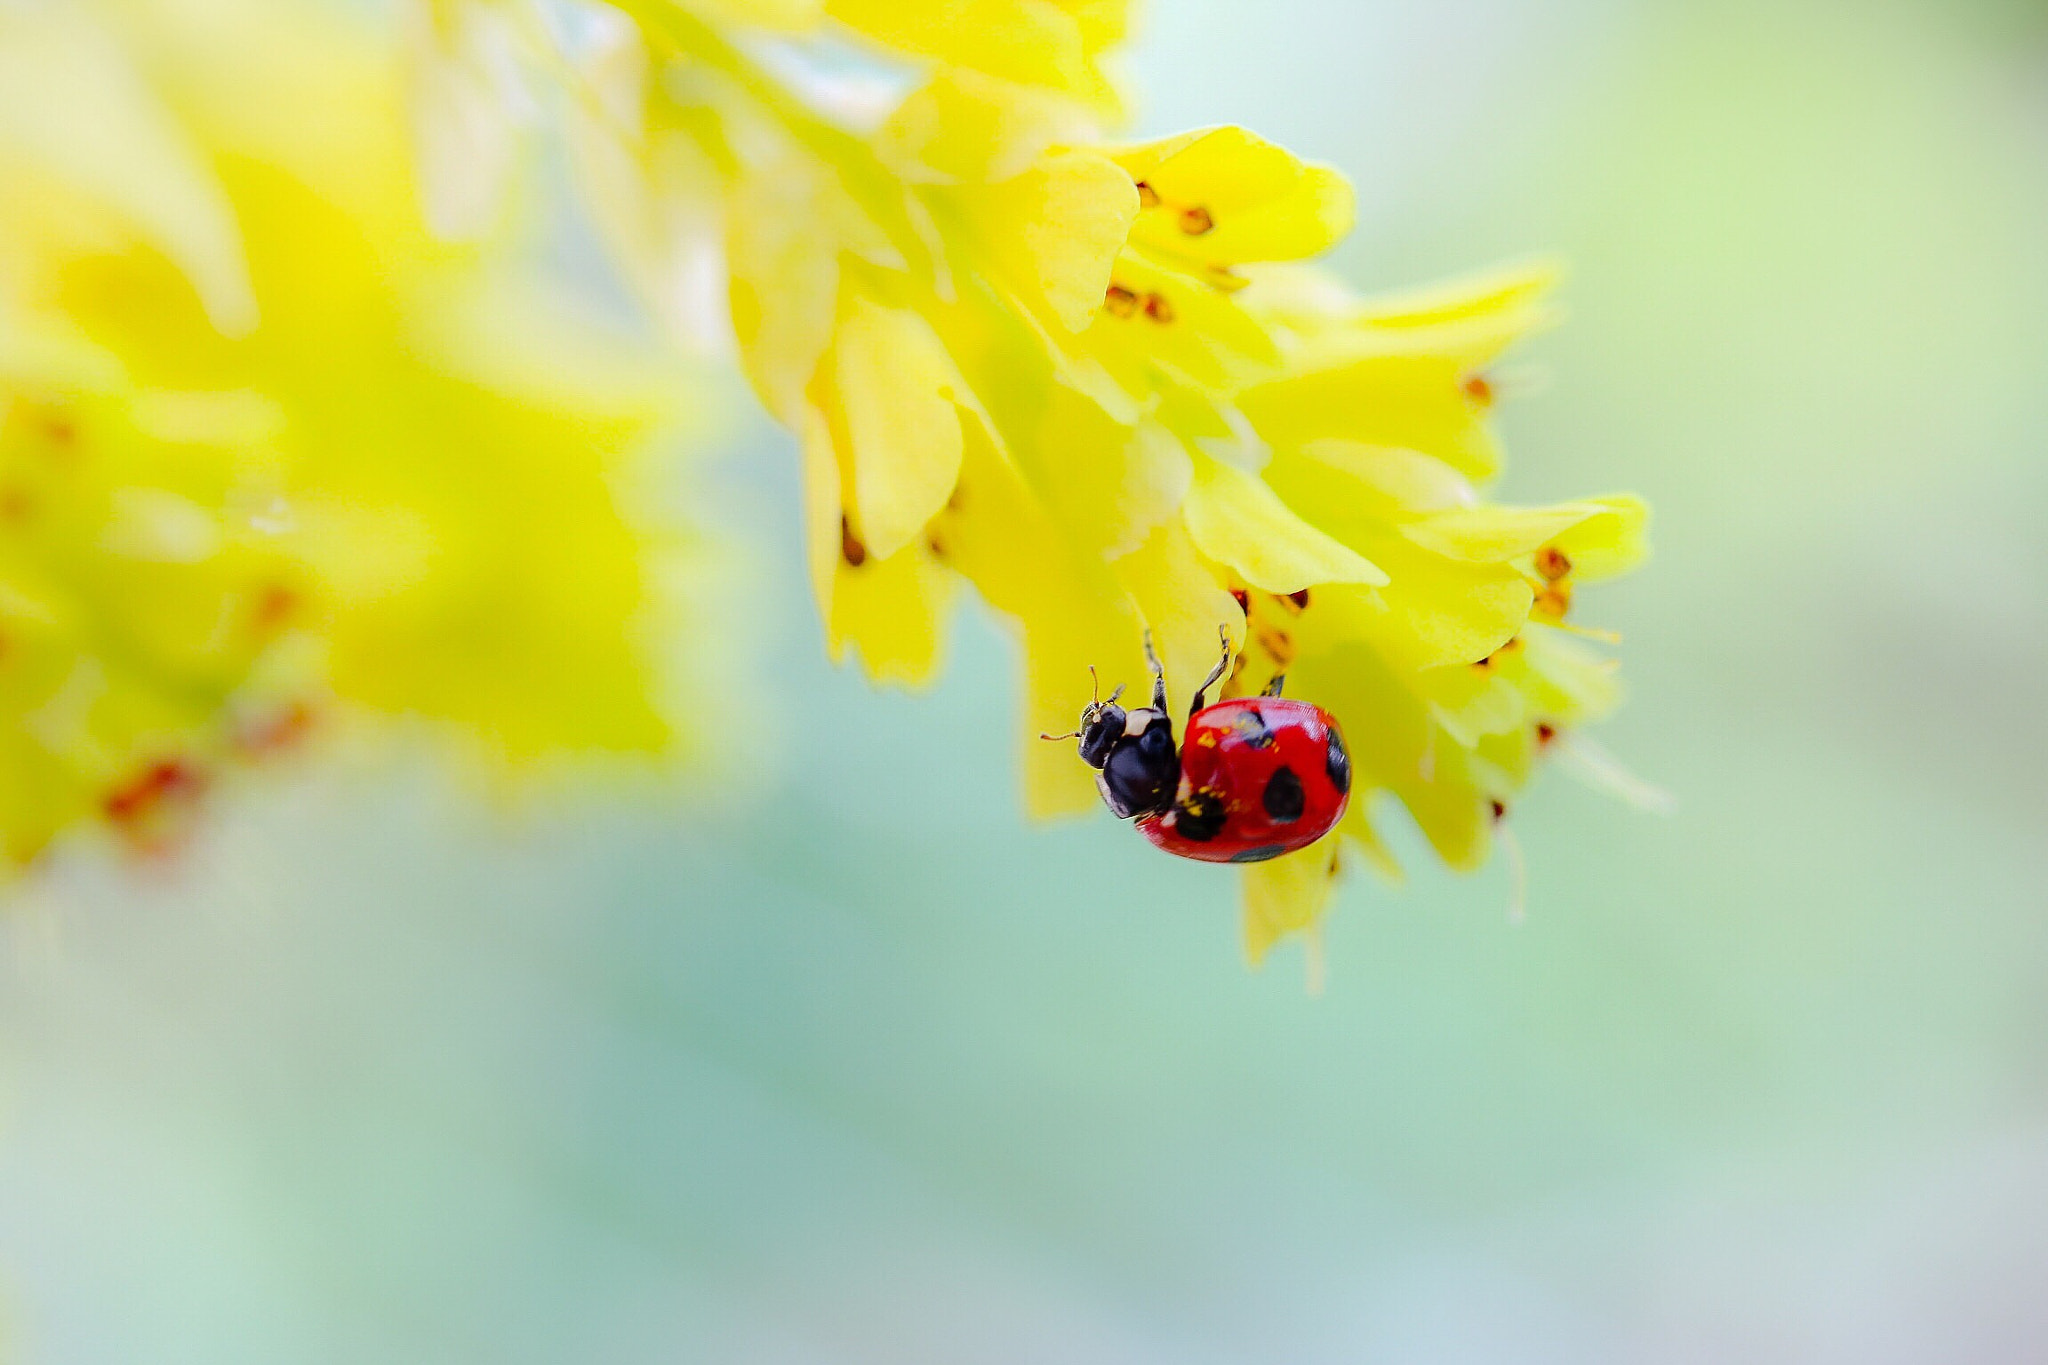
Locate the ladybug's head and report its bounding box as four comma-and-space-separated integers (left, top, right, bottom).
1041, 658, 1182, 821
1074, 695, 1128, 769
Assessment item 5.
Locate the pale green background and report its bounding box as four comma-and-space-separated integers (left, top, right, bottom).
4, 0, 2047, 1360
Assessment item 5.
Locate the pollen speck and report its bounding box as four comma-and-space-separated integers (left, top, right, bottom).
1462, 373, 1495, 406
1142, 292, 1175, 323
1134, 179, 1161, 208
1534, 546, 1572, 581
1104, 283, 1139, 318
1178, 205, 1214, 236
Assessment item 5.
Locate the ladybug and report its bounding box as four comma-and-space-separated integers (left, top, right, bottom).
1045, 627, 1351, 863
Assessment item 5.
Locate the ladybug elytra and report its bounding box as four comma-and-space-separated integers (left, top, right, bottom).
1046, 628, 1351, 863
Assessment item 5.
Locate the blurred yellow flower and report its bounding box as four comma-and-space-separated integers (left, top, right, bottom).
425, 0, 1654, 962
0, 0, 708, 867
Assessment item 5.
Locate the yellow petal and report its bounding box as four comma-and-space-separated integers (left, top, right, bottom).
825, 0, 1119, 107
829, 294, 964, 560
1181, 455, 1387, 595
1351, 258, 1559, 347
1288, 642, 1491, 871
1115, 518, 1243, 709
1294, 439, 1475, 515
0, 8, 256, 334
691, 0, 826, 31
1110, 125, 1354, 268
1242, 840, 1340, 965
828, 537, 955, 687
960, 150, 1138, 333
1032, 394, 1189, 558
878, 69, 1087, 183
725, 157, 842, 422
1340, 798, 1404, 883
1081, 249, 1280, 397
1548, 494, 1650, 582
1238, 351, 1503, 480
805, 396, 956, 688
1400, 495, 1648, 580
933, 422, 1140, 816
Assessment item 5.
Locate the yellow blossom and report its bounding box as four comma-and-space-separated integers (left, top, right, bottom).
0, 0, 712, 867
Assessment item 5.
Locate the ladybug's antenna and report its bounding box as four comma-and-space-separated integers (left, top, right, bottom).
1040, 666, 1122, 741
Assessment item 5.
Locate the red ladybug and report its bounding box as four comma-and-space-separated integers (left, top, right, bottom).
1045, 628, 1351, 863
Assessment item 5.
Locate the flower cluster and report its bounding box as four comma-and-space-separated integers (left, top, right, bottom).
424, 0, 1649, 956
0, 0, 704, 865
0, 0, 1650, 961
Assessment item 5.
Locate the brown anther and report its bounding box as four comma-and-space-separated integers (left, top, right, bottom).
1142, 292, 1175, 324
239, 701, 315, 756
1534, 545, 1572, 582
1532, 581, 1573, 621
104, 758, 202, 825
839, 514, 868, 568
252, 583, 298, 633
1178, 205, 1215, 236
1104, 284, 1140, 318
1230, 588, 1251, 615
1253, 625, 1296, 669
1462, 373, 1496, 407
1286, 589, 1311, 610
1490, 799, 1508, 821
1134, 180, 1161, 208
1535, 721, 1558, 746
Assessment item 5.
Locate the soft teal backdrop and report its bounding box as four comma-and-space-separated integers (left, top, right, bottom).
4, 1, 2046, 1360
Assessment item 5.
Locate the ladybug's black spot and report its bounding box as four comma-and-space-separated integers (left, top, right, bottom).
1325, 725, 1351, 796
1173, 790, 1229, 842
1229, 844, 1287, 863
1262, 766, 1306, 823
1229, 708, 1276, 749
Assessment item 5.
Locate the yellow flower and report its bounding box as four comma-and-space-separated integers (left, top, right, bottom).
0, 0, 712, 867
442, 0, 1655, 962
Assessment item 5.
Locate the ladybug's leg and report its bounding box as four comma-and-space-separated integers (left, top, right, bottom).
1262, 673, 1287, 698
1141, 630, 1169, 715
1188, 624, 1233, 717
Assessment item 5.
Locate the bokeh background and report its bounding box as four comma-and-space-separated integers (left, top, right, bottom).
5, 0, 2047, 1359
